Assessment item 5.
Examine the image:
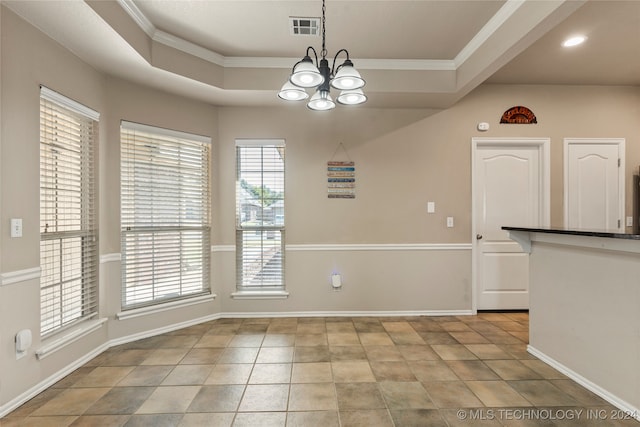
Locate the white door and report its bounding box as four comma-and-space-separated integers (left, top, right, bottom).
565, 138, 625, 232
472, 138, 550, 310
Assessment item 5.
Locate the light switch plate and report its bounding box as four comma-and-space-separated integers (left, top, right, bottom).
10, 218, 22, 238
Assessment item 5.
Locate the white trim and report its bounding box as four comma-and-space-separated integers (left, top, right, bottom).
514, 231, 640, 255
563, 138, 626, 231
0, 313, 221, 418
100, 253, 121, 264
212, 245, 235, 252
0, 267, 41, 286
36, 318, 108, 360
350, 58, 455, 71
221, 310, 474, 318
115, 0, 501, 73
40, 86, 99, 121
120, 120, 211, 144
0, 341, 109, 418
114, 0, 461, 72
471, 137, 551, 313
285, 243, 472, 252
116, 294, 216, 321
154, 30, 226, 67
109, 313, 222, 347
231, 291, 290, 300
225, 57, 457, 71
213, 244, 472, 253
528, 346, 640, 421
235, 138, 286, 147
117, 0, 155, 38
454, 0, 525, 68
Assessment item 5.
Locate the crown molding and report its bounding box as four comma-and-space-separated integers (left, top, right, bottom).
153, 30, 226, 67
454, 0, 526, 68
117, 0, 155, 37
116, 0, 476, 73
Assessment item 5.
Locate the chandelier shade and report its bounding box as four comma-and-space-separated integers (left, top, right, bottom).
290, 56, 324, 88
331, 60, 365, 90
307, 90, 336, 111
278, 81, 309, 101
337, 88, 367, 105
278, 0, 366, 111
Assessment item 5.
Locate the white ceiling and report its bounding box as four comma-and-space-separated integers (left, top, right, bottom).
4, 0, 639, 109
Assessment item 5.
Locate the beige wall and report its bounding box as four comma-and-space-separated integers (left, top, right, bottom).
2, 4, 640, 413
0, 6, 106, 406
0, 8, 221, 408
216, 85, 640, 246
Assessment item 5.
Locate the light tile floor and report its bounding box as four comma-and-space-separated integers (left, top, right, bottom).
2, 312, 639, 426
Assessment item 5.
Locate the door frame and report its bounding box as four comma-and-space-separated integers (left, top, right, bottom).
471, 137, 551, 313
563, 138, 625, 230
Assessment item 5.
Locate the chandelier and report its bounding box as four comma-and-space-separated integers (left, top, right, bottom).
278, 0, 367, 111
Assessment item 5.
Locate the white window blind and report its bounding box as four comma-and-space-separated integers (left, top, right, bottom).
40, 87, 99, 337
236, 140, 285, 290
121, 121, 211, 309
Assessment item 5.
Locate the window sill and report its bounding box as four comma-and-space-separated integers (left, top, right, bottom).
116, 294, 216, 321
231, 290, 290, 300
36, 317, 108, 360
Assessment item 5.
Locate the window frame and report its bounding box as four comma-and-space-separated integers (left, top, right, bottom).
39, 86, 99, 337
234, 139, 287, 297
120, 121, 212, 310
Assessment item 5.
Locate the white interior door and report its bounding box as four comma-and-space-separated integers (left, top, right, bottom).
472, 138, 550, 311
564, 138, 625, 232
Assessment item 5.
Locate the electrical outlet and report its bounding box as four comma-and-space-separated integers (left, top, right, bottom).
446, 217, 454, 228
427, 202, 435, 213
626, 216, 633, 227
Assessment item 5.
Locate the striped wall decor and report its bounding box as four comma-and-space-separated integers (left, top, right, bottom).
328, 161, 355, 198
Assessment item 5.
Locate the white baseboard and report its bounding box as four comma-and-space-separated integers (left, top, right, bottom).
109, 312, 222, 347
0, 312, 222, 418
220, 309, 474, 318
0, 342, 109, 418
528, 345, 640, 421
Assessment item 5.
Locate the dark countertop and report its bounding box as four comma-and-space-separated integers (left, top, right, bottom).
502, 226, 640, 240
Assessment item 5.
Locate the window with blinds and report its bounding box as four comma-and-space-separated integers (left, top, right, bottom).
40, 87, 99, 337
236, 140, 285, 291
120, 121, 211, 309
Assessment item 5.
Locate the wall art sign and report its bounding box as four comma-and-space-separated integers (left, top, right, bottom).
327, 161, 355, 198
500, 106, 537, 124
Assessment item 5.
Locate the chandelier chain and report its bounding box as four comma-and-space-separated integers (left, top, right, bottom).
321, 0, 327, 59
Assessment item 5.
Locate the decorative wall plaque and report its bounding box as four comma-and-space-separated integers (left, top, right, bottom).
500, 106, 537, 124
327, 161, 355, 199
328, 143, 355, 199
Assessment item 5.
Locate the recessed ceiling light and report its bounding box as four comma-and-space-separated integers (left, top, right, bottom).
562, 35, 587, 47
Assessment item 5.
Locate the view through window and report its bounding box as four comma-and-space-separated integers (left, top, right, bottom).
236, 140, 285, 292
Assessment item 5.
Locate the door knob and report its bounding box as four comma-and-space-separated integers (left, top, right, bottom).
476, 234, 483, 240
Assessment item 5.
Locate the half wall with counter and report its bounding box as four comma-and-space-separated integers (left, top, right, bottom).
504, 227, 640, 420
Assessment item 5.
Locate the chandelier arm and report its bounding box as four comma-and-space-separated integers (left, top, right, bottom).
305, 46, 319, 65
331, 48, 351, 74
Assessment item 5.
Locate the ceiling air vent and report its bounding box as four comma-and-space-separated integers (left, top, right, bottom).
289, 17, 320, 36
